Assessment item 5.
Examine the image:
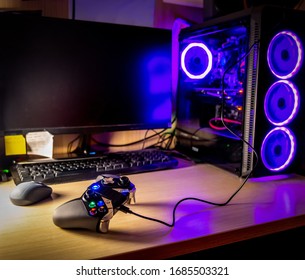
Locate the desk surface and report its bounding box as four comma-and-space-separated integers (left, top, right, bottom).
1, 162, 305, 260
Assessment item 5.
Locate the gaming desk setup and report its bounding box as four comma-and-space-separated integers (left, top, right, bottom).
1, 5, 305, 259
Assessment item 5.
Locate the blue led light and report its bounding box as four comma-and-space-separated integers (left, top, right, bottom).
261, 127, 296, 172
181, 42, 212, 79
97, 200, 104, 207
90, 184, 100, 191
264, 80, 299, 126
267, 31, 303, 79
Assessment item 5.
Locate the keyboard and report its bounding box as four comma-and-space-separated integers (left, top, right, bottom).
10, 149, 179, 185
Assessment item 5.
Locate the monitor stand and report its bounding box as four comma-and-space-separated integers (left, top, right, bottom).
73, 133, 92, 156
53, 133, 99, 160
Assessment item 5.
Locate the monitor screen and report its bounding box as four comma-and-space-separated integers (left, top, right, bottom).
0, 14, 173, 136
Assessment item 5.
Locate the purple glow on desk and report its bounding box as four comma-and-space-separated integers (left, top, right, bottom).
161, 200, 216, 240
250, 174, 292, 182
254, 185, 297, 223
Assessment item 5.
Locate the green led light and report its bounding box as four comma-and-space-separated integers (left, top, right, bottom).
1, 169, 9, 174
88, 201, 96, 208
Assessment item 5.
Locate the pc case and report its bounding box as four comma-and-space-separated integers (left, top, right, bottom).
176, 5, 305, 177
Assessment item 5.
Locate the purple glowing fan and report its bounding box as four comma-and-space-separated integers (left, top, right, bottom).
181, 42, 213, 79
261, 127, 296, 172
267, 31, 303, 79
264, 80, 299, 126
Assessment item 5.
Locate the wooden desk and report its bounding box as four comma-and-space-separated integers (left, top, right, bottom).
1, 163, 305, 260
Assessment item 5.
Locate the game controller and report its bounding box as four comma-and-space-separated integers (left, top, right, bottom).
95, 174, 136, 204
53, 174, 136, 233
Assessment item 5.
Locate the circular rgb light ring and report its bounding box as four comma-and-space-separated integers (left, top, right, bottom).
261, 127, 296, 172
267, 31, 303, 79
264, 80, 300, 126
181, 42, 213, 79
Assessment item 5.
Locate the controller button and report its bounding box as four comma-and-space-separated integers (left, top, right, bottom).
97, 200, 105, 207
88, 201, 96, 208
90, 184, 100, 191
98, 206, 105, 212
89, 208, 97, 216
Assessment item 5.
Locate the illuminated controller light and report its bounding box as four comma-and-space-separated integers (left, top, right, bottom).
89, 208, 98, 216
264, 80, 299, 126
97, 200, 104, 207
90, 184, 100, 191
267, 31, 303, 79
88, 201, 96, 208
261, 127, 296, 172
120, 190, 129, 196
181, 42, 212, 79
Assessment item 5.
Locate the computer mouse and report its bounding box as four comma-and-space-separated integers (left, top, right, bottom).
9, 181, 52, 206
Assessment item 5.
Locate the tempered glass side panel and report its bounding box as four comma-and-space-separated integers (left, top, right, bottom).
176, 18, 250, 174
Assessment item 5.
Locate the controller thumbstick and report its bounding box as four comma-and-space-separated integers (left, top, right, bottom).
119, 176, 130, 186
83, 189, 93, 200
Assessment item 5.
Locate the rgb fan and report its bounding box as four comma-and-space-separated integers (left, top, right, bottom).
267, 31, 303, 79
261, 127, 296, 171
180, 42, 213, 79
264, 80, 299, 126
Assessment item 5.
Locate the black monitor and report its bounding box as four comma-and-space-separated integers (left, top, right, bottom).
0, 14, 173, 138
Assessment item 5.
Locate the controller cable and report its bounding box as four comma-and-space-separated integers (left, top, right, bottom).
119, 147, 257, 228
119, 159, 255, 228
119, 40, 260, 228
